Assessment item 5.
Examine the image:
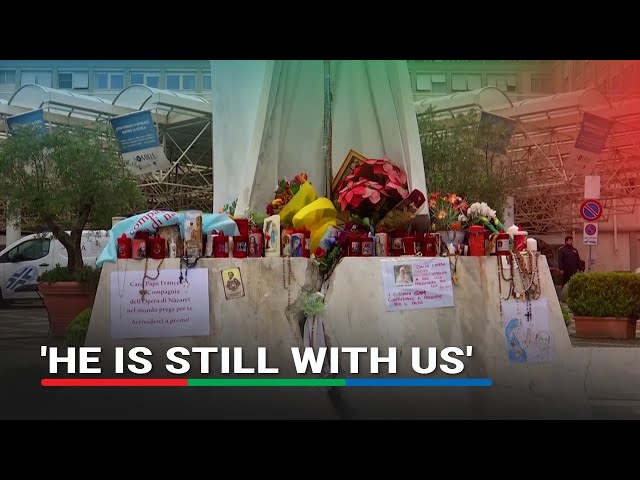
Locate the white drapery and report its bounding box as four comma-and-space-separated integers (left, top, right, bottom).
211, 60, 426, 214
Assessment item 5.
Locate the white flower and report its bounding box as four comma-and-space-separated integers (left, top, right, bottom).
488, 209, 497, 219
458, 214, 468, 223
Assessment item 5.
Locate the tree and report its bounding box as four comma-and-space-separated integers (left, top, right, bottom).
418, 108, 526, 214
0, 125, 144, 273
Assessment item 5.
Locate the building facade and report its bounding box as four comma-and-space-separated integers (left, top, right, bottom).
0, 60, 212, 102
552, 60, 640, 100
407, 60, 554, 101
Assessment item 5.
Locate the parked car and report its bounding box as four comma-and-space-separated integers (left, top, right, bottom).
0, 230, 109, 306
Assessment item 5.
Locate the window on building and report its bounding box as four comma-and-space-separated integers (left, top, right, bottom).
94, 72, 124, 90
487, 74, 517, 92
531, 74, 553, 94
21, 71, 53, 88
0, 70, 17, 91
130, 72, 161, 89
451, 74, 482, 92
166, 72, 197, 91
58, 71, 89, 90
203, 73, 212, 90
416, 73, 448, 93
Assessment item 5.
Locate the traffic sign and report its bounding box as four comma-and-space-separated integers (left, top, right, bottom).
580, 199, 603, 222
583, 222, 598, 245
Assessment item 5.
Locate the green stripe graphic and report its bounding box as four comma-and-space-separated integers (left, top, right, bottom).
187, 378, 346, 387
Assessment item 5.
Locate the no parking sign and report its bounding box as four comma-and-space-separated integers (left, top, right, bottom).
583, 222, 598, 245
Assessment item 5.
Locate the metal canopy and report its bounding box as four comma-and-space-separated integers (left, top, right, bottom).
114, 85, 213, 211
0, 84, 213, 231
416, 88, 640, 234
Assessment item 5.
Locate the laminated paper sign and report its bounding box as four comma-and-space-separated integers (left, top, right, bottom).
110, 268, 210, 339
381, 258, 454, 312
110, 110, 171, 175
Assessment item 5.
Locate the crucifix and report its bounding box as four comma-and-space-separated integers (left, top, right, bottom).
524, 307, 533, 322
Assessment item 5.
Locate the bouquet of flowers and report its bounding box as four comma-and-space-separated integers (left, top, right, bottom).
429, 192, 468, 231
465, 202, 505, 233
337, 158, 409, 226
266, 173, 308, 216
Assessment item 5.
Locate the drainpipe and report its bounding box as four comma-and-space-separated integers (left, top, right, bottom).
613, 199, 618, 253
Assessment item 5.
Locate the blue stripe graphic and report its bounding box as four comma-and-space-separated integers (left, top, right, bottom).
345, 378, 492, 387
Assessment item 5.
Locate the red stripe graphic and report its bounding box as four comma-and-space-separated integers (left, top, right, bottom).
41, 378, 188, 387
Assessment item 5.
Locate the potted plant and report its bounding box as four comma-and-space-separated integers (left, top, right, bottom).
0, 126, 143, 336
65, 308, 92, 347
428, 192, 468, 246
568, 272, 640, 339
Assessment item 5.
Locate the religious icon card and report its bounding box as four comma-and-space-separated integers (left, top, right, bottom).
221, 267, 245, 300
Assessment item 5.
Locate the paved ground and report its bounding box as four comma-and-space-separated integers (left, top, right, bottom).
0, 303, 63, 351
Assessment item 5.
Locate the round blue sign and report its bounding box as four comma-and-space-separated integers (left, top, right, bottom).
580, 199, 603, 222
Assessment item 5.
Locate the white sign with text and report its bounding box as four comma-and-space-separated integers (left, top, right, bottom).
110, 268, 210, 339
381, 258, 454, 312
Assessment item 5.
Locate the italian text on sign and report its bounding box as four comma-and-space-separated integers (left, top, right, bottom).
583, 222, 598, 246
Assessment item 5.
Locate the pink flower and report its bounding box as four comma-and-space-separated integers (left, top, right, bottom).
385, 180, 409, 199
338, 178, 388, 211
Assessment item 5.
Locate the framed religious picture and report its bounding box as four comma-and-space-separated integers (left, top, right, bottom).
221, 267, 245, 300
331, 149, 368, 197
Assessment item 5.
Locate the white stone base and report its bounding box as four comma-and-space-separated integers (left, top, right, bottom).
85, 255, 640, 419
320, 256, 592, 419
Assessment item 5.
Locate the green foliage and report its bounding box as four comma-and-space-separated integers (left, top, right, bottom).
39, 264, 101, 294
248, 210, 267, 230
567, 272, 640, 318
301, 292, 325, 317
560, 303, 572, 327
222, 198, 238, 216
65, 308, 92, 347
318, 245, 343, 277
0, 125, 144, 272
417, 109, 526, 214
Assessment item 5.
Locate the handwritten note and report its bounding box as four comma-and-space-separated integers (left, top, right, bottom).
381, 258, 454, 312
110, 268, 210, 339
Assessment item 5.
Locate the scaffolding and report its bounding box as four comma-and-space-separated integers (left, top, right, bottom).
416, 88, 640, 234
0, 84, 213, 231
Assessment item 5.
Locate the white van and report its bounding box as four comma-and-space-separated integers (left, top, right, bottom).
0, 230, 110, 305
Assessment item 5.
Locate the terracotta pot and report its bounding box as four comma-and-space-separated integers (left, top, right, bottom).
573, 316, 637, 340
38, 282, 94, 337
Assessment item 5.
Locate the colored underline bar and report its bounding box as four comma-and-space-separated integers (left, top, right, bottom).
345, 378, 492, 387
41, 378, 492, 387
188, 378, 346, 387
41, 378, 187, 387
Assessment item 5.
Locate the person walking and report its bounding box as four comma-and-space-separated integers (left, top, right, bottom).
558, 235, 582, 287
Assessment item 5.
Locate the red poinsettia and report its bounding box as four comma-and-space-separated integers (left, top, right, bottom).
385, 180, 409, 199
314, 246, 326, 259
353, 158, 407, 187
338, 178, 388, 211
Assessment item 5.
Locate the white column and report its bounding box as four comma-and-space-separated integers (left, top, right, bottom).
502, 196, 515, 228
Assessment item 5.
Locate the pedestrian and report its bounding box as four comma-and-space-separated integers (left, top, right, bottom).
558, 235, 582, 287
